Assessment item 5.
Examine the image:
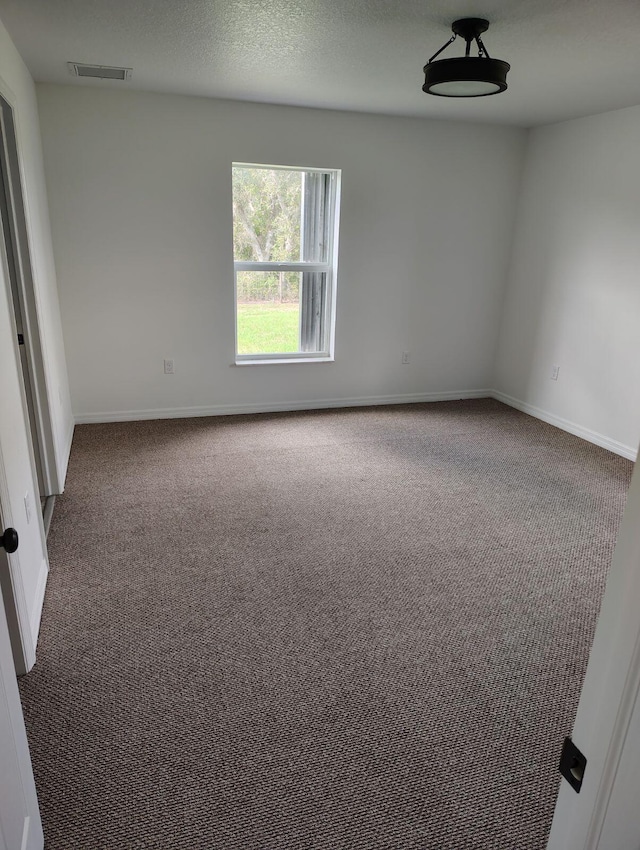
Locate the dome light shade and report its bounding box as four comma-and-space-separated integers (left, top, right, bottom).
422, 19, 510, 98
423, 57, 510, 97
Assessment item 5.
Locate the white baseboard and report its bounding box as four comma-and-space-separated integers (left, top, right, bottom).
491, 390, 637, 461
29, 557, 49, 650
73, 389, 637, 461
74, 389, 492, 424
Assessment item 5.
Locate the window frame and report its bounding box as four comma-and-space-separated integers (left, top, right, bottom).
232, 162, 340, 365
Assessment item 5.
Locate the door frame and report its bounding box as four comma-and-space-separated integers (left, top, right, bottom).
0, 75, 49, 676
0, 77, 58, 501
0, 197, 44, 675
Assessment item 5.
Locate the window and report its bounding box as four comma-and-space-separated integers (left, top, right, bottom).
232, 163, 340, 363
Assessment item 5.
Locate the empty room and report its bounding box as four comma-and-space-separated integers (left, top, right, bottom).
0, 1, 639, 849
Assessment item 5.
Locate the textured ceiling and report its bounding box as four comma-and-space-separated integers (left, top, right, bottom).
0, 0, 639, 126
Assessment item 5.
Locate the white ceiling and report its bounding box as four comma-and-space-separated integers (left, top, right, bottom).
0, 0, 639, 127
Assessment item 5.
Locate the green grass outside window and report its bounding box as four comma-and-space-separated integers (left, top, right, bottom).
237, 303, 300, 355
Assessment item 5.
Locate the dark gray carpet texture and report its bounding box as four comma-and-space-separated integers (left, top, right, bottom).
19, 399, 632, 849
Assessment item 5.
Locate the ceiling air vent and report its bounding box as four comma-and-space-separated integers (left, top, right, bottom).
67, 63, 132, 81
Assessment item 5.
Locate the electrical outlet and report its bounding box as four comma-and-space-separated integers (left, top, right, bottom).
402, 351, 410, 365
24, 492, 32, 524
551, 365, 560, 381
164, 359, 175, 375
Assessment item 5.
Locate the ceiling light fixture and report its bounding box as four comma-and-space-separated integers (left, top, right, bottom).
422, 18, 510, 98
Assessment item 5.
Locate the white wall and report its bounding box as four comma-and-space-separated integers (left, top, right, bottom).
493, 105, 640, 459
36, 84, 526, 421
0, 19, 73, 487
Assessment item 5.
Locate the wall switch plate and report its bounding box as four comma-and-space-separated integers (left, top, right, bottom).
24, 492, 32, 524
402, 351, 410, 365
164, 359, 175, 375
551, 365, 560, 381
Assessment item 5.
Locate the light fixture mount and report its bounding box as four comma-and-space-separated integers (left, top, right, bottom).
422, 18, 510, 98
451, 17, 489, 42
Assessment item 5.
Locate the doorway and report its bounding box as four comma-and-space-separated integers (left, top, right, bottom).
0, 93, 57, 534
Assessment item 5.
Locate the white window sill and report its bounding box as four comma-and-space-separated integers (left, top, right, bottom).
233, 356, 334, 366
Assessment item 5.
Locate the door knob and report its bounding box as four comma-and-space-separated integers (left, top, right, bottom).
0, 528, 18, 554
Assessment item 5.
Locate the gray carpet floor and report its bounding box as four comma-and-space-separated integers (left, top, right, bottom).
19, 399, 632, 849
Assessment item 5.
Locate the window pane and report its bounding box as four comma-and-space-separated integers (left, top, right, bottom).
232, 168, 302, 263
301, 172, 330, 264
236, 271, 301, 354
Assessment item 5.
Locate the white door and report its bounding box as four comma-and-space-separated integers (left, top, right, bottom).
0, 562, 43, 850
547, 448, 640, 849
596, 682, 640, 849
0, 213, 48, 676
